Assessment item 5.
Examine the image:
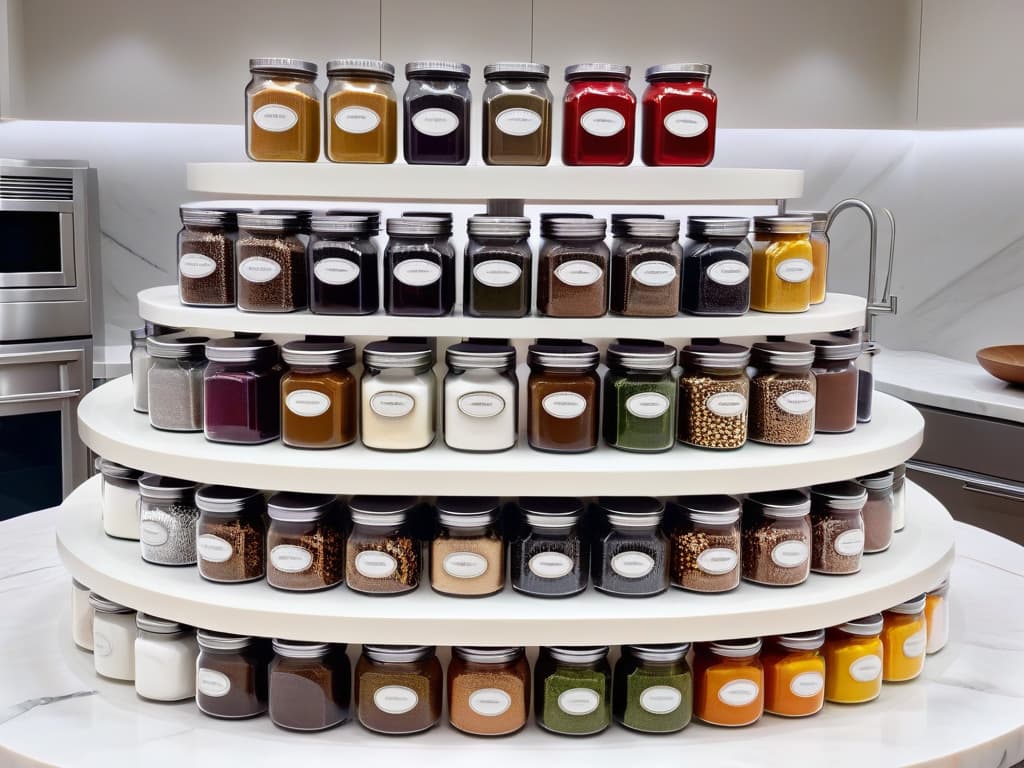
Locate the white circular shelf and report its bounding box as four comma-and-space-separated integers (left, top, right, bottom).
79, 377, 923, 496
139, 285, 868, 340
186, 162, 804, 203
56, 476, 954, 645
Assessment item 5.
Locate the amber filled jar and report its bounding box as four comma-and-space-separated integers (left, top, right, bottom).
748, 342, 816, 446
668, 495, 742, 593
246, 58, 320, 162
610, 218, 682, 317
693, 639, 764, 727
267, 493, 345, 592
177, 208, 238, 307
195, 485, 266, 584
537, 217, 609, 318
483, 62, 553, 166
196, 631, 269, 719
281, 340, 357, 449
677, 343, 750, 450
761, 631, 825, 718
750, 216, 814, 313
789, 210, 829, 304
356, 645, 443, 734
346, 496, 421, 595
431, 497, 505, 598
325, 59, 397, 164
236, 213, 308, 313
527, 342, 601, 453
448, 647, 530, 736
742, 491, 811, 587
269, 640, 351, 731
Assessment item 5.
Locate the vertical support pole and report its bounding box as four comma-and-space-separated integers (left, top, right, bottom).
487, 198, 526, 217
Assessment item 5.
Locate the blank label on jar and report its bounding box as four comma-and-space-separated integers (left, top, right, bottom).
775, 258, 813, 283
640, 685, 683, 715
528, 551, 574, 579
335, 105, 381, 134
706, 391, 746, 418
834, 529, 865, 557
663, 109, 708, 138
697, 547, 738, 575
776, 390, 815, 415
443, 551, 489, 579
140, 520, 169, 547
271, 545, 313, 574
239, 256, 282, 284
179, 253, 217, 279
370, 391, 415, 418
630, 261, 677, 287
849, 654, 882, 682
706, 260, 750, 286
554, 260, 602, 287
356, 550, 398, 579
197, 534, 233, 563
542, 391, 587, 419
902, 630, 927, 659
495, 108, 542, 136
93, 632, 111, 657
469, 688, 512, 717
473, 260, 522, 288
412, 108, 459, 137
394, 258, 442, 286
457, 391, 506, 419
580, 108, 625, 137
253, 104, 298, 132
314, 257, 360, 286
286, 390, 332, 418
717, 679, 759, 707
625, 392, 670, 419
198, 668, 231, 697
558, 688, 601, 716
789, 671, 824, 698
611, 551, 655, 579
374, 685, 418, 714
771, 539, 809, 568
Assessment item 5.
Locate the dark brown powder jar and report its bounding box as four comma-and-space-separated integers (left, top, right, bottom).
527, 342, 601, 453
269, 640, 351, 731
811, 337, 861, 434
177, 207, 239, 307
196, 631, 270, 719
356, 645, 443, 734
195, 485, 267, 583
236, 213, 308, 313
267, 492, 346, 592
537, 217, 609, 317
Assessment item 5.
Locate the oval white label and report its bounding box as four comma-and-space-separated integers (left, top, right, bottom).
197, 534, 233, 563
286, 390, 332, 418
140, 520, 168, 547
776, 258, 813, 283
611, 551, 656, 579
707, 259, 750, 286
640, 685, 682, 715
776, 390, 815, 416
625, 392, 670, 419
443, 551, 489, 579
554, 259, 602, 287
790, 671, 824, 698
198, 668, 231, 697
374, 685, 418, 714
664, 109, 709, 138
542, 391, 587, 419
473, 259, 522, 288
314, 257, 360, 286
772, 539, 809, 568
356, 550, 398, 579
834, 529, 865, 557
903, 629, 927, 659
179, 253, 217, 279
469, 688, 512, 717
718, 679, 759, 707
394, 258, 442, 287
239, 256, 282, 284
370, 391, 415, 418
849, 654, 883, 683
630, 260, 677, 287
580, 108, 625, 137
528, 551, 574, 579
270, 545, 313, 573
457, 391, 506, 419
253, 103, 298, 132
697, 547, 739, 575
93, 632, 111, 657
706, 391, 747, 418
411, 107, 459, 137
334, 105, 381, 134
495, 107, 542, 136
558, 688, 600, 716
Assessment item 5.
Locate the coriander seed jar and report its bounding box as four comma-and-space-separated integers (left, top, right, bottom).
138, 474, 200, 566
90, 594, 136, 681
527, 342, 601, 453
196, 485, 267, 584
562, 64, 636, 166
361, 341, 436, 451
177, 208, 238, 307
742, 491, 811, 587
538, 217, 609, 318
246, 58, 321, 162
677, 343, 750, 450
602, 342, 677, 453
681, 216, 752, 316
641, 63, 717, 167
325, 59, 397, 164
403, 61, 472, 166
431, 497, 505, 597
464, 216, 532, 318
196, 631, 270, 719
535, 646, 612, 736
281, 340, 358, 449
346, 496, 422, 595
591, 497, 669, 598
236, 213, 308, 313
308, 214, 380, 315
134, 614, 199, 702
483, 62, 553, 166
384, 216, 456, 316
510, 497, 589, 598
750, 216, 814, 313
610, 218, 682, 317
146, 334, 209, 432
203, 338, 283, 445
748, 341, 816, 446
668, 495, 742, 593
443, 342, 518, 452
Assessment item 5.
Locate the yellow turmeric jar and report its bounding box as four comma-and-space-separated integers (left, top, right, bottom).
761, 630, 825, 717
246, 58, 321, 162
789, 210, 829, 304
823, 614, 883, 704
882, 595, 928, 682
750, 215, 814, 313
325, 59, 398, 164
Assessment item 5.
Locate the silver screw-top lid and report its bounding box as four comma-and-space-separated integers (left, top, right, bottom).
196, 485, 264, 515
364, 644, 435, 663
751, 341, 816, 368
204, 337, 278, 364
386, 216, 451, 237
606, 342, 676, 372
838, 614, 884, 636
887, 593, 927, 615
645, 62, 712, 81
544, 217, 607, 240
484, 61, 550, 80
249, 58, 318, 76
620, 217, 680, 239
326, 58, 395, 79
362, 340, 435, 370
610, 213, 663, 238
146, 333, 209, 360
810, 481, 868, 511
267, 492, 337, 523
548, 645, 610, 664
708, 637, 763, 657
745, 490, 811, 519
541, 212, 592, 223
436, 496, 501, 528
406, 60, 471, 79
626, 643, 692, 663
467, 215, 531, 239
98, 459, 143, 482
597, 496, 665, 527
197, 630, 256, 651
237, 212, 302, 233
519, 497, 584, 528
811, 338, 863, 362
527, 341, 600, 369
674, 494, 741, 525
753, 215, 813, 235
681, 342, 751, 369
272, 639, 334, 658
137, 613, 189, 635
281, 340, 356, 368
445, 342, 516, 370
137, 474, 199, 502
180, 208, 237, 228
775, 629, 825, 651
310, 214, 376, 236
686, 216, 751, 239
857, 470, 895, 491
88, 594, 132, 614
453, 646, 524, 664
787, 210, 828, 232
564, 63, 630, 80
348, 495, 417, 527
325, 209, 381, 233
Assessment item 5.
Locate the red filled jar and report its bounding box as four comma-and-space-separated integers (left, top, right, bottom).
642, 63, 717, 167
562, 64, 636, 166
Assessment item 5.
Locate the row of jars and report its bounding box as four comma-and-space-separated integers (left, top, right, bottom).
74, 586, 949, 735
246, 58, 717, 167
178, 209, 833, 317
97, 478, 907, 596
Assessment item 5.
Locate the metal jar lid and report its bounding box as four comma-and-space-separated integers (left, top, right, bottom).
325, 209, 381, 233
484, 61, 550, 80
137, 613, 188, 635
138, 474, 199, 502
540, 212, 592, 223
811, 338, 863, 362
686, 216, 751, 239
88, 594, 132, 614
775, 629, 825, 651
386, 216, 451, 237
453, 646, 524, 664
548, 645, 610, 664
197, 629, 256, 651
310, 214, 375, 236
406, 60, 471, 79
273, 639, 334, 658
445, 342, 516, 370
546, 217, 607, 240
99, 459, 143, 482
363, 340, 434, 370
745, 490, 811, 518
282, 340, 355, 368
348, 495, 417, 527
619, 217, 680, 239
205, 337, 278, 365
627, 643, 692, 663
892, 464, 907, 482
606, 342, 676, 372
888, 594, 927, 615
564, 63, 630, 81
146, 333, 209, 360
236, 212, 301, 233
527, 341, 600, 370
597, 496, 665, 527
753, 215, 813, 235
751, 341, 815, 368
857, 470, 895, 490
467, 215, 531, 239
838, 614, 884, 636
180, 208, 237, 228
364, 644, 435, 663
267, 492, 337, 523
196, 485, 264, 515
810, 481, 868, 511
436, 496, 501, 528
611, 213, 663, 238
326, 58, 395, 79
645, 63, 712, 81
708, 637, 762, 658
787, 211, 828, 232
681, 342, 750, 369
249, 58, 318, 76
675, 494, 741, 525
519, 497, 584, 528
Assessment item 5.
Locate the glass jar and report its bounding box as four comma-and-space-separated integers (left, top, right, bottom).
245, 58, 321, 162
131, 327, 152, 413
384, 216, 456, 316
483, 62, 553, 166
203, 338, 282, 444
448, 646, 530, 736
750, 215, 814, 313
811, 338, 861, 434
668, 495, 741, 593
789, 210, 829, 304
360, 340, 436, 451
610, 212, 663, 251
681, 216, 752, 316
809, 482, 866, 575
858, 341, 879, 423
90, 594, 136, 681
926, 578, 950, 654
857, 470, 895, 553
177, 208, 238, 307
356, 645, 443, 734
892, 463, 907, 532
196, 631, 269, 719
641, 63, 717, 167
431, 497, 504, 597
603, 342, 676, 453
748, 341, 816, 446
267, 492, 345, 592
72, 579, 94, 651
761, 631, 825, 718
346, 496, 421, 595
614, 643, 693, 733
146, 334, 208, 432
138, 474, 200, 566
562, 64, 636, 166
535, 646, 612, 736
742, 490, 811, 586
195, 485, 267, 584
591, 497, 669, 598
823, 615, 884, 704
510, 497, 588, 598
236, 213, 307, 312
527, 342, 601, 453
463, 216, 532, 318
537, 217, 609, 317
403, 61, 472, 165
610, 218, 682, 317
693, 639, 763, 727
308, 214, 380, 315
677, 342, 750, 449
325, 59, 397, 164
281, 340, 358, 449
269, 640, 351, 731
99, 459, 142, 540
134, 614, 198, 702
882, 594, 928, 682
444, 342, 518, 452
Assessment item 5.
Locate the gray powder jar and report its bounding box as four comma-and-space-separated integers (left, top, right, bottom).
146, 334, 209, 432
139, 475, 201, 566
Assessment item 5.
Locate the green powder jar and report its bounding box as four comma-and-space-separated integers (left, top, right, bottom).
613, 643, 693, 733
535, 646, 611, 736
602, 342, 677, 452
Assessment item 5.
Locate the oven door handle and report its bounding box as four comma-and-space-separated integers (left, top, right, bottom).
0, 388, 81, 404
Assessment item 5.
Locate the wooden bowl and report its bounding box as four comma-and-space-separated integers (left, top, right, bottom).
977, 345, 1024, 385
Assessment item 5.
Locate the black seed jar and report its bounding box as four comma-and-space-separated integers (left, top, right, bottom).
591, 497, 668, 597
510, 498, 588, 598
680, 216, 751, 316
384, 216, 456, 316
308, 213, 380, 315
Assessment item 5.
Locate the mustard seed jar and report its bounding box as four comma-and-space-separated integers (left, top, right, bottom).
748, 342, 816, 446
809, 482, 866, 575
668, 495, 742, 593
677, 343, 750, 450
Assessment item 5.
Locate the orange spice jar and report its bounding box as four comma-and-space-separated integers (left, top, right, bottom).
693, 638, 763, 727
246, 59, 321, 162
761, 630, 825, 717
280, 340, 357, 449
823, 614, 884, 704
882, 594, 928, 682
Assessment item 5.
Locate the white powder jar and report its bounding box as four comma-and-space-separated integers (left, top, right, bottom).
90, 594, 136, 681
360, 340, 436, 451
443, 342, 518, 452
72, 579, 94, 651
99, 459, 143, 540
135, 613, 199, 701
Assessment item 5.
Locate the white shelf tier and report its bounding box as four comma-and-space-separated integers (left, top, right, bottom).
56, 476, 954, 646
79, 377, 923, 497
138, 285, 868, 340
186, 163, 804, 203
